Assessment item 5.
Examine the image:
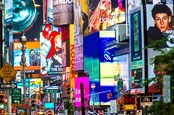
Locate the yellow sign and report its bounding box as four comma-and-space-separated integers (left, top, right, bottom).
124, 104, 135, 110
11, 103, 22, 107
0, 62, 17, 82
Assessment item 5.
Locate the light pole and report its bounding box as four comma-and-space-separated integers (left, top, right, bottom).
91, 83, 96, 114
20, 32, 27, 113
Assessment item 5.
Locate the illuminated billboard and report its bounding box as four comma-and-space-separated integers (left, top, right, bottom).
40, 24, 62, 75
74, 77, 89, 108
13, 42, 40, 70
17, 78, 43, 97
53, 0, 74, 25
89, 0, 125, 33
129, 6, 145, 94
99, 31, 117, 105
84, 31, 100, 106
146, 4, 173, 93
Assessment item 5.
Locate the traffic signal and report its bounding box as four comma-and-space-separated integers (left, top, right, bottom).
31, 99, 36, 110
0, 94, 4, 104
66, 83, 71, 94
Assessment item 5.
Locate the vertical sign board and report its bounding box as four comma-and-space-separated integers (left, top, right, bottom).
163, 75, 170, 103
12, 88, 21, 104
129, 6, 145, 94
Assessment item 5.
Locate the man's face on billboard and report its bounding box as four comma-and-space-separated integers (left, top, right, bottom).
154, 13, 171, 33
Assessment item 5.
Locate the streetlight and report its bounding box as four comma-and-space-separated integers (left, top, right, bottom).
20, 32, 27, 113
91, 83, 96, 113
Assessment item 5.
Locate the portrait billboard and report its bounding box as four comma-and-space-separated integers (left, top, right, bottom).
129, 6, 145, 94
53, 0, 74, 25
13, 42, 40, 70
40, 24, 62, 75
74, 77, 89, 108
146, 4, 173, 93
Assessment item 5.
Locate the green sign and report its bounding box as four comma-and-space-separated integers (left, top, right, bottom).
43, 89, 60, 93
12, 88, 21, 104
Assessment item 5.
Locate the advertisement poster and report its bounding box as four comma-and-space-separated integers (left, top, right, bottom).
146, 4, 173, 93
74, 77, 89, 107
13, 42, 40, 70
129, 6, 144, 94
74, 34, 84, 71
89, 0, 125, 33
40, 24, 62, 75
13, 0, 43, 40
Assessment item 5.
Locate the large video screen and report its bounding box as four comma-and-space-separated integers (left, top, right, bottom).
13, 42, 40, 70
99, 31, 117, 105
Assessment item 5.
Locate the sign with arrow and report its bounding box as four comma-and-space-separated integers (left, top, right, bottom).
12, 88, 21, 104
0, 83, 17, 89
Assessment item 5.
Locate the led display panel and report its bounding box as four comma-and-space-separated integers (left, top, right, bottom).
84, 31, 100, 106
74, 77, 89, 108
146, 4, 173, 93
129, 6, 145, 94
99, 31, 117, 105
